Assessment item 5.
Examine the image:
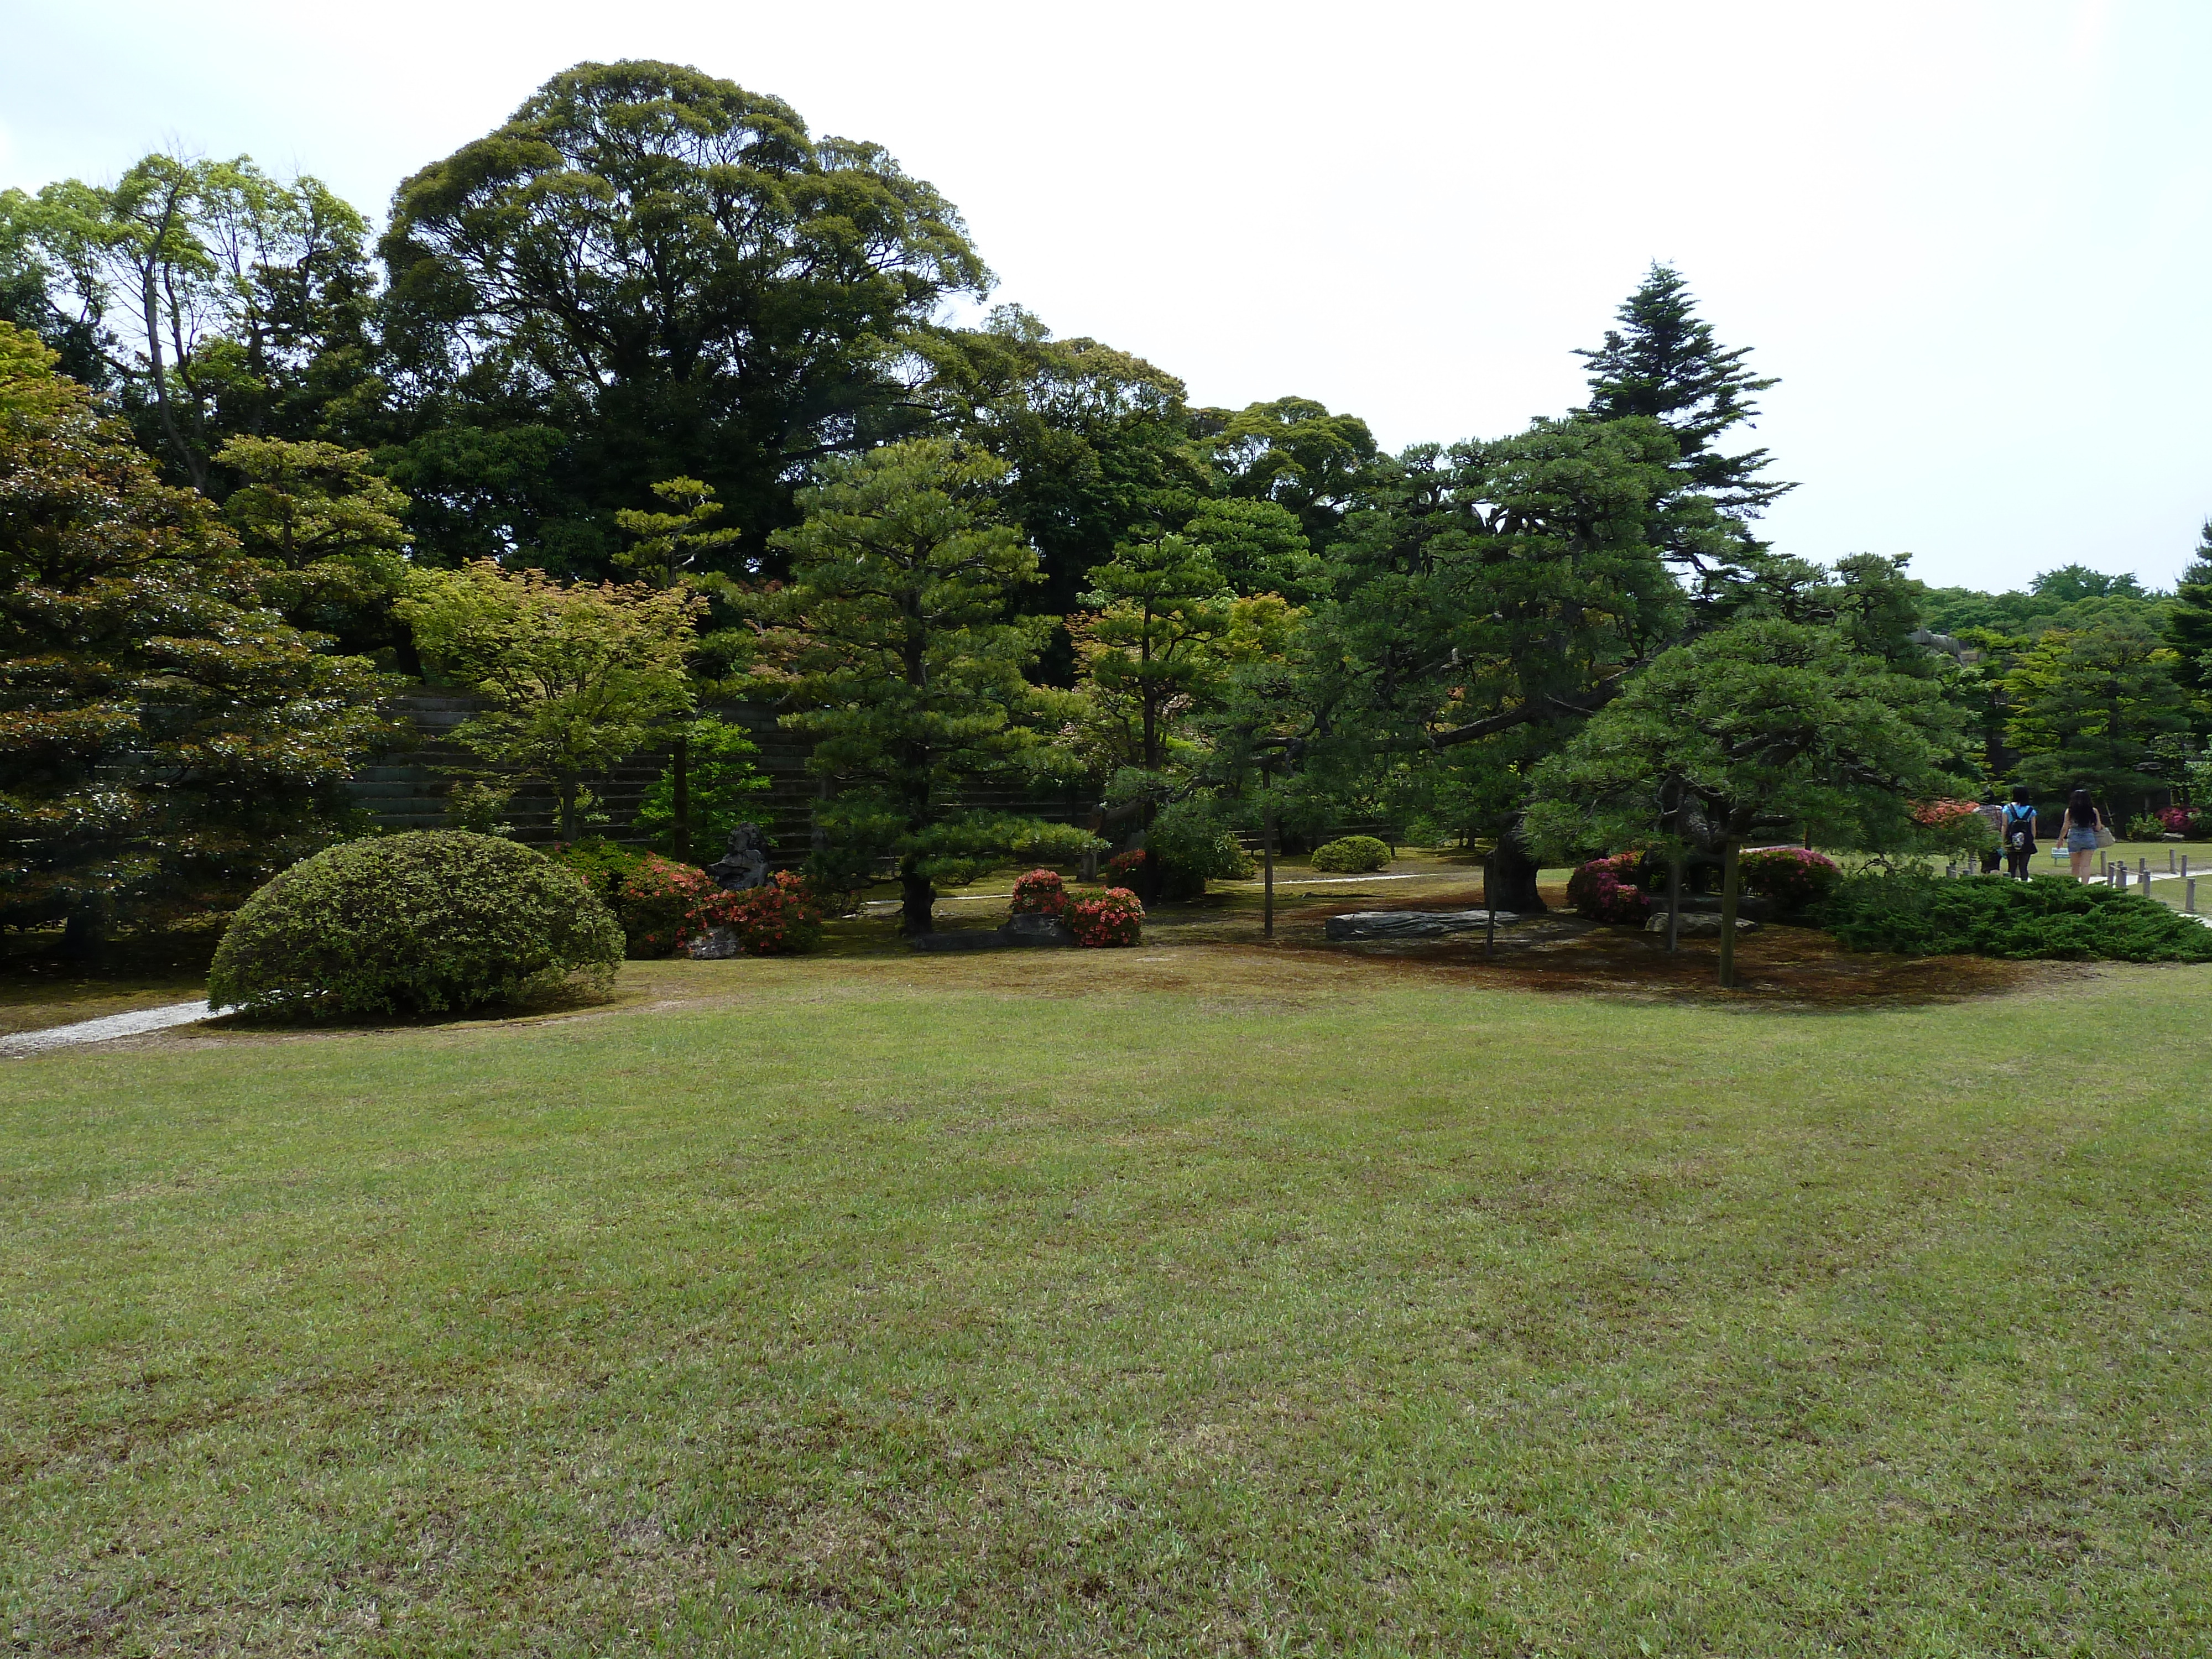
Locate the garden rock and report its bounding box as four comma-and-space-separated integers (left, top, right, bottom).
1324, 909, 1517, 941
998, 913, 1077, 948
686, 925, 743, 959
1647, 912, 1758, 937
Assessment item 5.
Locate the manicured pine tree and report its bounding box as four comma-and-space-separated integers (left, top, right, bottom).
746, 439, 1092, 932
1525, 618, 1968, 986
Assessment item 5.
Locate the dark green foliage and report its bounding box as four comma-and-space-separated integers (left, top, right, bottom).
1572, 264, 1791, 599
2167, 523, 2212, 695
1, 325, 394, 951
378, 60, 988, 576
1815, 870, 2212, 962
1144, 800, 1254, 897
208, 832, 624, 1018
1310, 835, 1391, 874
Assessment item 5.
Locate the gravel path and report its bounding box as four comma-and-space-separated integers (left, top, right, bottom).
1, 1000, 219, 1057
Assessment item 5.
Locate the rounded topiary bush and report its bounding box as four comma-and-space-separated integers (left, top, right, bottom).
1310, 835, 1392, 873
209, 831, 625, 1019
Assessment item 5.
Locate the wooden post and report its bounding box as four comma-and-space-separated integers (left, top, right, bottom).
2189, 877, 2198, 914
1718, 839, 1741, 989
1262, 802, 1276, 940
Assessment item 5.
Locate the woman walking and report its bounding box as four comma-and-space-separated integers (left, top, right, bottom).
2000, 785, 2038, 880
2057, 787, 2105, 880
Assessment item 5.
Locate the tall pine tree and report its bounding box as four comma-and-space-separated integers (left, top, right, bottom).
1574, 264, 1793, 592
2166, 519, 2212, 695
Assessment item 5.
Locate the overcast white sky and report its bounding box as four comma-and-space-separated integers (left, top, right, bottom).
5, 0, 2207, 591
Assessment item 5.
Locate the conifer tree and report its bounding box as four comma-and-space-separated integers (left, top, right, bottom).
2166, 519, 2212, 695
747, 439, 1091, 932
0, 323, 393, 955
1574, 264, 1793, 592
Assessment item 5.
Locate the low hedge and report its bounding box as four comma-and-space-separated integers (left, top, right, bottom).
1814, 870, 2212, 962
1310, 835, 1391, 874
209, 832, 624, 1019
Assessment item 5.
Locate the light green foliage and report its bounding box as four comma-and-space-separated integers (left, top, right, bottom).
217, 435, 411, 656
0, 152, 375, 487
748, 439, 1091, 927
0, 323, 394, 948
6, 959, 2212, 1650
632, 719, 770, 858
397, 562, 704, 841
2003, 623, 2189, 804
1309, 834, 1392, 873
613, 476, 742, 591
1071, 530, 1300, 780
207, 830, 622, 1016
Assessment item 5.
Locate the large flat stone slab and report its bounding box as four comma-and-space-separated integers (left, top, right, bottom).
1324, 909, 1518, 941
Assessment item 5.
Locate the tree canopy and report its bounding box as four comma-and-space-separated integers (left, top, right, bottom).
378, 60, 990, 576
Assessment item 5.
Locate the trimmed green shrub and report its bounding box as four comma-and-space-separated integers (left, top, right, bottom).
1310, 835, 1392, 874
1143, 802, 1255, 899
209, 832, 624, 1018
1814, 870, 2212, 962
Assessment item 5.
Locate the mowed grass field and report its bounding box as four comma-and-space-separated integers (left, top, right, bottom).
4, 947, 2210, 1656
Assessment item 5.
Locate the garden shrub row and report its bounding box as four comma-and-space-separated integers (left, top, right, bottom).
1007, 869, 1145, 946
1813, 870, 2212, 962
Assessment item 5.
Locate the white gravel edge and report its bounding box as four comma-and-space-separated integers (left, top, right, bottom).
1, 1000, 220, 1057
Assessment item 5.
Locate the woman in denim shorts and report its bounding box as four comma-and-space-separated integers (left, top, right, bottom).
2056, 787, 2104, 880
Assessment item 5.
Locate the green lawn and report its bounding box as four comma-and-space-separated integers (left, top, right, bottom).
5, 948, 2210, 1655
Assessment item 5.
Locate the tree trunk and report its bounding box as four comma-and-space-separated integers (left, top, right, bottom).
558, 778, 580, 846
1718, 839, 1741, 988
899, 857, 935, 935
1666, 852, 1683, 954
1490, 820, 1547, 914
671, 732, 691, 864
61, 897, 108, 965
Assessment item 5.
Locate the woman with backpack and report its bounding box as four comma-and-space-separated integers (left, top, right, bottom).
1999, 786, 2038, 880
2056, 787, 2106, 880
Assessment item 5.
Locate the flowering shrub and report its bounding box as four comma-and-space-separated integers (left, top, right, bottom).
1105, 849, 1147, 881
618, 855, 719, 957
1009, 869, 1068, 916
1738, 846, 1841, 914
1908, 797, 1997, 856
1067, 886, 1145, 947
692, 869, 823, 956
1566, 853, 1650, 925
1909, 797, 1984, 828
2157, 805, 2212, 839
